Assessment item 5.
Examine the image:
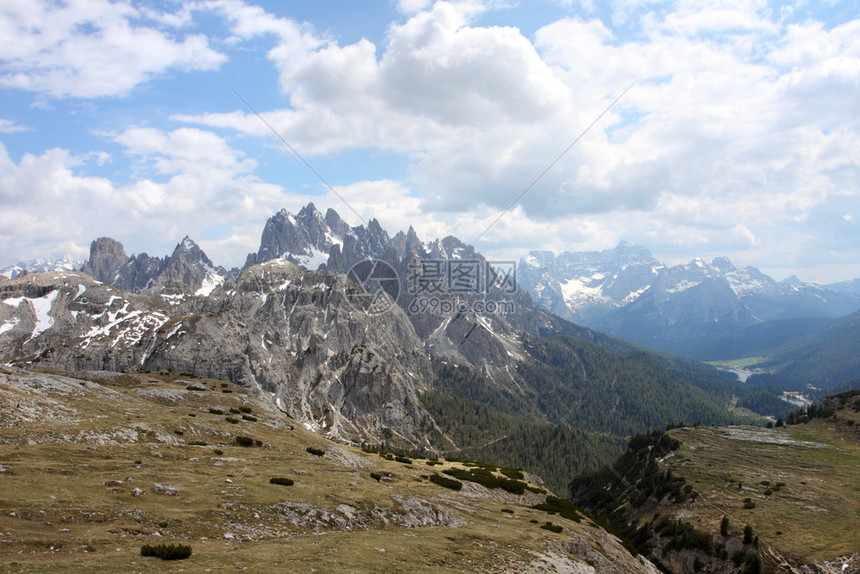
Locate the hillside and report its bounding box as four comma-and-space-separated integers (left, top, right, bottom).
0, 367, 660, 573
747, 310, 860, 389
569, 392, 860, 573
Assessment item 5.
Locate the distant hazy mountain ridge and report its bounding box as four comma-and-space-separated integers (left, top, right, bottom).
0, 255, 83, 279
519, 243, 860, 357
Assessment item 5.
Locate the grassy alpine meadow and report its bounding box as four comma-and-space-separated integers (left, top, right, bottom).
0, 368, 650, 573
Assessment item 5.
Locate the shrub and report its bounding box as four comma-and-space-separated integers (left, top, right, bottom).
174, 430, 184, 436
225, 417, 239, 424
532, 496, 584, 523
188, 440, 207, 446
269, 477, 294, 486
239, 406, 252, 414
306, 447, 325, 456
235, 436, 254, 447
429, 473, 462, 491
242, 415, 257, 422
134, 460, 142, 465
501, 508, 514, 514
212, 449, 223, 456
743, 498, 756, 509
221, 389, 232, 393
394, 456, 412, 464
187, 413, 196, 417
530, 519, 539, 524
370, 472, 383, 481
743, 525, 754, 544
540, 522, 563, 533
443, 466, 527, 494
208, 407, 224, 415
720, 515, 729, 536
229, 408, 241, 414
500, 467, 524, 480
140, 543, 192, 560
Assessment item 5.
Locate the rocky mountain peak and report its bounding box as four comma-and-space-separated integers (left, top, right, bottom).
81, 237, 129, 284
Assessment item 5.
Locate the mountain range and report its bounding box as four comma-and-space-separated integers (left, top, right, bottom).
2, 202, 765, 488
5, 204, 860, 382
519, 243, 860, 358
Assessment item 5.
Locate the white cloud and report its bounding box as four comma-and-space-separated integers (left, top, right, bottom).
0, 129, 286, 267
0, 119, 29, 133
0, 0, 226, 98
1, 0, 858, 282
164, 0, 859, 280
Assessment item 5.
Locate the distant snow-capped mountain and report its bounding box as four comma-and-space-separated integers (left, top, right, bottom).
0, 255, 83, 279
518, 243, 860, 357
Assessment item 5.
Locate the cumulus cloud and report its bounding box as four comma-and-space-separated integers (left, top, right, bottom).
2, 0, 858, 282
0, 130, 287, 266
0, 119, 29, 133
0, 0, 226, 98
163, 0, 859, 279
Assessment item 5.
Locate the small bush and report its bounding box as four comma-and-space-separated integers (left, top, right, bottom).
269, 477, 294, 486
187, 413, 196, 417
188, 440, 207, 446
235, 436, 254, 447
229, 408, 241, 414
501, 508, 514, 514
530, 519, 539, 524
306, 447, 325, 456
500, 467, 524, 480
239, 406, 252, 414
208, 407, 224, 415
174, 430, 184, 436
743, 498, 756, 509
540, 522, 563, 533
225, 417, 239, 424
134, 460, 142, 465
140, 543, 192, 560
212, 449, 223, 456
222, 389, 232, 393
370, 472, 383, 481
394, 456, 412, 464
429, 473, 462, 491
242, 415, 257, 422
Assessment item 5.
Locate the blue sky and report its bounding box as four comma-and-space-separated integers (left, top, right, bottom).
1, 0, 859, 283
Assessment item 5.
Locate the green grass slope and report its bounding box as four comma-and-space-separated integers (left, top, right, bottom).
570, 392, 860, 572
0, 367, 658, 573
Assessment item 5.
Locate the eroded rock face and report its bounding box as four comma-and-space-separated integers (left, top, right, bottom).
81, 237, 128, 285
81, 236, 228, 295
0, 262, 439, 448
